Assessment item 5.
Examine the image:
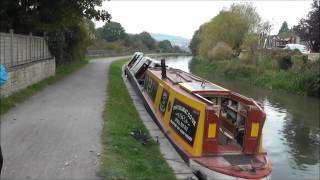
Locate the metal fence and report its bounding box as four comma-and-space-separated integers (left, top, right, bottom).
86, 49, 134, 57
0, 30, 52, 68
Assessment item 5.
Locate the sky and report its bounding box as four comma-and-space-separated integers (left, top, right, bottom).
95, 0, 313, 39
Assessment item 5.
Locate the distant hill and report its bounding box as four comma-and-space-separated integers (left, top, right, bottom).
151, 33, 190, 51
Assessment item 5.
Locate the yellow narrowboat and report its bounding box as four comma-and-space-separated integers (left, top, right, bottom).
125, 52, 272, 180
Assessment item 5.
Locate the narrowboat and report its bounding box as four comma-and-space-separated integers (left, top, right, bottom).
124, 52, 272, 180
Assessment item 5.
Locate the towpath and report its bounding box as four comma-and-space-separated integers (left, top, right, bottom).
1, 56, 128, 179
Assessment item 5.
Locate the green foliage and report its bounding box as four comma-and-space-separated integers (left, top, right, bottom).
208, 42, 233, 61
278, 21, 290, 35
191, 3, 267, 60
100, 21, 127, 42
190, 54, 320, 97
277, 21, 295, 38
293, 60, 320, 97
293, 0, 320, 52
197, 10, 249, 58
101, 60, 176, 180
0, 0, 110, 65
277, 54, 292, 70
158, 40, 173, 52
134, 32, 157, 50
229, 3, 261, 33
0, 0, 110, 33
189, 29, 201, 55
47, 19, 93, 64
90, 21, 183, 54
189, 2, 319, 97
241, 33, 259, 55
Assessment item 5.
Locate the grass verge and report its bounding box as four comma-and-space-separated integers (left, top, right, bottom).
0, 59, 88, 115
100, 59, 176, 180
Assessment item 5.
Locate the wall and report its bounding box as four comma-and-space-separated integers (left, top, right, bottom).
0, 30, 55, 97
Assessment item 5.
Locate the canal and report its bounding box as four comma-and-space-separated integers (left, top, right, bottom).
154, 55, 320, 180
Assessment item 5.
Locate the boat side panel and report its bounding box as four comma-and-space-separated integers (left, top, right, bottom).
125, 67, 191, 162
146, 70, 207, 156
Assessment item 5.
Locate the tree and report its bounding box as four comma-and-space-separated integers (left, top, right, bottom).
0, 0, 111, 64
190, 3, 272, 60
158, 40, 173, 52
172, 45, 182, 53
197, 8, 252, 58
229, 3, 261, 33
84, 18, 96, 40
0, 0, 111, 34
189, 29, 201, 55
293, 0, 320, 52
278, 21, 294, 37
278, 21, 289, 35
135, 32, 157, 50
100, 21, 126, 42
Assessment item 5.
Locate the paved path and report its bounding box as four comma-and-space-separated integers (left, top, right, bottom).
1, 56, 128, 179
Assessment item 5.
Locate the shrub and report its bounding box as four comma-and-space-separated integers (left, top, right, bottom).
223, 61, 256, 79
299, 61, 320, 97
277, 54, 292, 70
267, 49, 302, 70
291, 55, 306, 72
208, 42, 233, 61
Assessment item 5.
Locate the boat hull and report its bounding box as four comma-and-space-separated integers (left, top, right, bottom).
190, 159, 271, 180
124, 64, 272, 180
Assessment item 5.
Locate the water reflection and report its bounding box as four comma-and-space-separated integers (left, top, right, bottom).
153, 55, 192, 72
160, 56, 320, 180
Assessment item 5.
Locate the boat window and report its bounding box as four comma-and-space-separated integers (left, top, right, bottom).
144, 75, 159, 101
159, 89, 169, 115
226, 109, 237, 123
128, 54, 139, 68
203, 96, 218, 105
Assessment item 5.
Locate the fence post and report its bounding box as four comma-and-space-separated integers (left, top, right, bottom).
29, 32, 32, 63
16, 33, 19, 65
10, 29, 14, 66
43, 32, 46, 59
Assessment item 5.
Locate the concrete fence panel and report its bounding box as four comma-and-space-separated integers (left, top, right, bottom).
0, 30, 56, 97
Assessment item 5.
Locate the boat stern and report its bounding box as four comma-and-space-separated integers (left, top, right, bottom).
190, 154, 272, 180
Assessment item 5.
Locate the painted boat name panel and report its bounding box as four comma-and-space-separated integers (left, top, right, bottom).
170, 99, 200, 146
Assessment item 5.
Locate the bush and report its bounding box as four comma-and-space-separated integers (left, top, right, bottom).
265, 49, 302, 70
299, 61, 320, 97
208, 42, 233, 61
277, 54, 292, 70
291, 55, 306, 72
223, 61, 256, 79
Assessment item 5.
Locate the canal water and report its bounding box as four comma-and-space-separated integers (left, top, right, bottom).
154, 55, 320, 180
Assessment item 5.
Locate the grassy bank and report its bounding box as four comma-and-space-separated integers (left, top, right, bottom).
100, 59, 176, 180
190, 56, 320, 97
0, 59, 88, 115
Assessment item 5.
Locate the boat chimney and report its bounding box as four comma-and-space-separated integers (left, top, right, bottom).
161, 59, 167, 79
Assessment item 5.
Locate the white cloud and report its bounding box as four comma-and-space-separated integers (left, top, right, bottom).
95, 1, 312, 39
